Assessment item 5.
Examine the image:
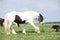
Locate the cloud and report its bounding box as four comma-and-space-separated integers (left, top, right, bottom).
36, 2, 60, 10
17, 7, 30, 11
34, 0, 60, 11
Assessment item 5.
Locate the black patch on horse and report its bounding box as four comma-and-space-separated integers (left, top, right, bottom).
14, 15, 26, 27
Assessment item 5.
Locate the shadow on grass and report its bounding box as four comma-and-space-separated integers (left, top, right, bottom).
16, 30, 47, 34
15, 28, 59, 34
16, 31, 36, 34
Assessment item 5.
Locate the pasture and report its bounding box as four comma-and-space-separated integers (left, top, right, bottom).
0, 23, 60, 40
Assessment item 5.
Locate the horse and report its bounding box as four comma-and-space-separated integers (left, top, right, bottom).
4, 11, 42, 34
2, 14, 43, 27
0, 18, 4, 26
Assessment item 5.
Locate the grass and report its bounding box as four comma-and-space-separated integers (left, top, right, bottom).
0, 23, 60, 40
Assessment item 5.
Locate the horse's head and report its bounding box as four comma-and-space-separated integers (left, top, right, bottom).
38, 14, 44, 24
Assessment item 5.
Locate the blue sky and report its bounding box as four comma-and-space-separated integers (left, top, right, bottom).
0, 0, 60, 22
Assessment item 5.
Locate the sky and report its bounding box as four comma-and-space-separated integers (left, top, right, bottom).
0, 0, 60, 22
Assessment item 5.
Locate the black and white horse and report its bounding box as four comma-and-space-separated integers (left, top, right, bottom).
4, 11, 43, 34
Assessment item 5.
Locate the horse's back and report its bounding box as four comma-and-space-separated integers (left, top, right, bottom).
22, 11, 39, 19
5, 11, 19, 22
5, 11, 39, 22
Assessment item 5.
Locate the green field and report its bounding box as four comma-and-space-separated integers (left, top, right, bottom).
0, 23, 60, 40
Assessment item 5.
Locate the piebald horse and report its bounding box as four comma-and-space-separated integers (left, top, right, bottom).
4, 11, 41, 34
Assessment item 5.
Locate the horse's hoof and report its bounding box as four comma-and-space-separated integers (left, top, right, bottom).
35, 27, 40, 33
37, 31, 40, 33
12, 33, 17, 34
35, 29, 40, 33
35, 28, 40, 33
22, 29, 26, 34
6, 33, 10, 35
23, 32, 26, 34
22, 31, 26, 34
12, 31, 17, 34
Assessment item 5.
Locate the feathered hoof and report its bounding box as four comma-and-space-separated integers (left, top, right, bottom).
6, 33, 10, 35
12, 33, 17, 34
22, 31, 26, 34
35, 27, 40, 33
22, 32, 26, 35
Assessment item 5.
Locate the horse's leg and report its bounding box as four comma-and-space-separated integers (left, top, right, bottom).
22, 24, 27, 34
17, 23, 20, 27
4, 18, 11, 34
11, 28, 17, 34
28, 21, 40, 33
11, 22, 17, 34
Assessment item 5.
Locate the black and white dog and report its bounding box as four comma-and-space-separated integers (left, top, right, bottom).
52, 25, 60, 32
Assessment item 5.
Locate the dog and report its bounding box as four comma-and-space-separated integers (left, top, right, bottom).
52, 25, 60, 32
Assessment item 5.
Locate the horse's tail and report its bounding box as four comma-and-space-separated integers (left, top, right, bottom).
4, 15, 10, 34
